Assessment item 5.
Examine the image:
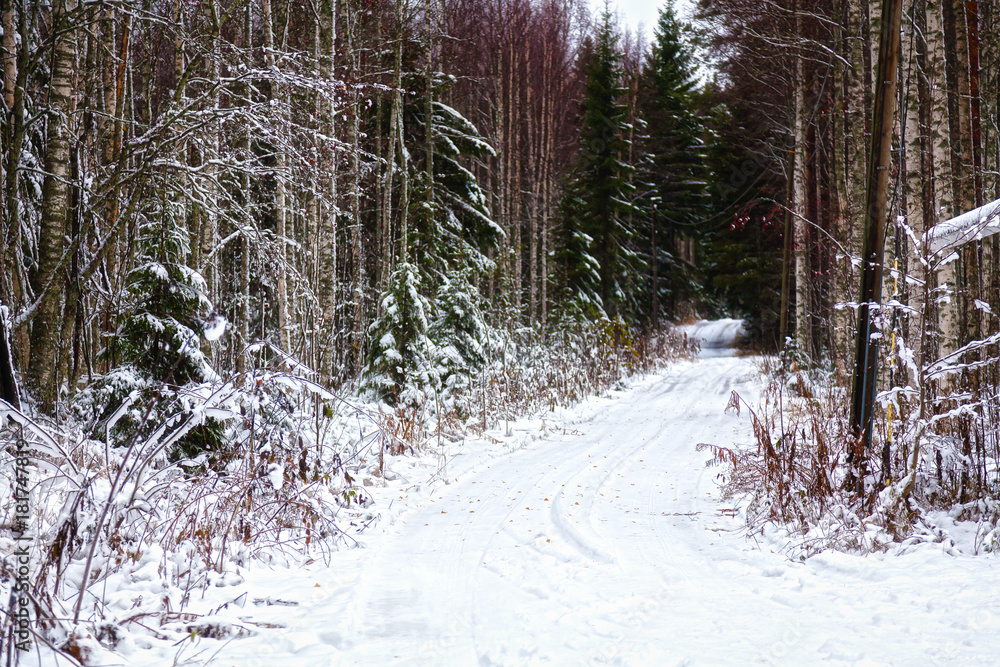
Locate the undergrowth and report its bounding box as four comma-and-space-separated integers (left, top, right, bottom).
461, 319, 699, 432
0, 364, 376, 662
1, 320, 697, 662
705, 348, 1000, 559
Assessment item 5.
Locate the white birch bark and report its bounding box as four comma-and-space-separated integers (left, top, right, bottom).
29, 0, 76, 410
926, 0, 958, 356
2, 0, 14, 110
346, 0, 364, 376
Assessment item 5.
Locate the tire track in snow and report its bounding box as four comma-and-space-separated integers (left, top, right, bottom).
170, 321, 1000, 666
461, 327, 760, 664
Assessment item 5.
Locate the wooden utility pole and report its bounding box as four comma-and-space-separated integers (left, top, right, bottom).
849, 0, 904, 463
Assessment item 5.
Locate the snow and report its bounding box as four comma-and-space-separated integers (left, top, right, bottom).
21, 321, 1000, 665
675, 317, 744, 357
268, 462, 285, 491
202, 312, 228, 341
926, 198, 1000, 255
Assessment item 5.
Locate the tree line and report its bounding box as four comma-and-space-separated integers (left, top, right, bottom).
701, 0, 1000, 506
1, 0, 714, 416
6, 0, 997, 510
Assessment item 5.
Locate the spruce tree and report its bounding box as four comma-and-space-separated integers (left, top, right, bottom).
404, 71, 501, 282
702, 97, 784, 348
559, 7, 637, 321
635, 2, 708, 322
365, 71, 499, 404
553, 184, 603, 318
365, 262, 437, 405
76, 202, 227, 459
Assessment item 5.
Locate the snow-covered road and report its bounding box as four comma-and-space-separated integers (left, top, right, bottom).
130, 320, 999, 666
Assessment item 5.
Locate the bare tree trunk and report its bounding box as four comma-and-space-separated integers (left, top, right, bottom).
526, 41, 538, 324
1, 0, 19, 307
898, 0, 929, 392
793, 52, 812, 355
962, 0, 983, 340
927, 0, 958, 355
394, 0, 409, 263
29, 0, 77, 411
828, 0, 852, 377
0, 303, 18, 408
346, 0, 365, 377
0, 0, 19, 400
902, 0, 927, 240
500, 47, 511, 305
2, 0, 14, 110
540, 42, 555, 329
381, 86, 397, 286
940, 0, 975, 368
3, 0, 26, 371
231, 0, 252, 375
0, 2, 15, 402
319, 0, 339, 379
262, 0, 289, 352
376, 8, 392, 296
202, 0, 221, 309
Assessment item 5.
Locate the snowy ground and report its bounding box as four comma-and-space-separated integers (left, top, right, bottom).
46, 320, 1000, 666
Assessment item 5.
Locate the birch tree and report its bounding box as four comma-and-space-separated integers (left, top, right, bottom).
29, 0, 77, 410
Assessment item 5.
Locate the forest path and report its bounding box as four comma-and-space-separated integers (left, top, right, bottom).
177, 321, 998, 667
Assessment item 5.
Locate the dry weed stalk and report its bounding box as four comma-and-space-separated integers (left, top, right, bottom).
1, 369, 374, 659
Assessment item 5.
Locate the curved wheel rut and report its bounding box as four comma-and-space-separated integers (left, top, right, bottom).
191, 320, 1000, 667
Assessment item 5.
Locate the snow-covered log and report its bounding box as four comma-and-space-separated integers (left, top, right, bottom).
926, 198, 1000, 255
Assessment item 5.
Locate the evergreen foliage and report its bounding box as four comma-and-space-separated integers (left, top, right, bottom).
553, 179, 604, 319
430, 269, 493, 394
701, 93, 784, 348
558, 9, 637, 320
109, 262, 216, 387
364, 262, 438, 405
405, 74, 503, 281
75, 205, 226, 456
634, 2, 709, 322
430, 99, 503, 273
366, 70, 500, 404
704, 200, 783, 347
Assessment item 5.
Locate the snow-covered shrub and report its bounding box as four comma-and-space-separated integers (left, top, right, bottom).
706, 365, 848, 527
463, 319, 698, 433
3, 363, 375, 659
430, 269, 495, 405
711, 342, 1000, 557
79, 261, 228, 461
364, 262, 439, 405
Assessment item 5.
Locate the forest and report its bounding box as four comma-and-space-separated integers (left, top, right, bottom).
1, 0, 1000, 659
